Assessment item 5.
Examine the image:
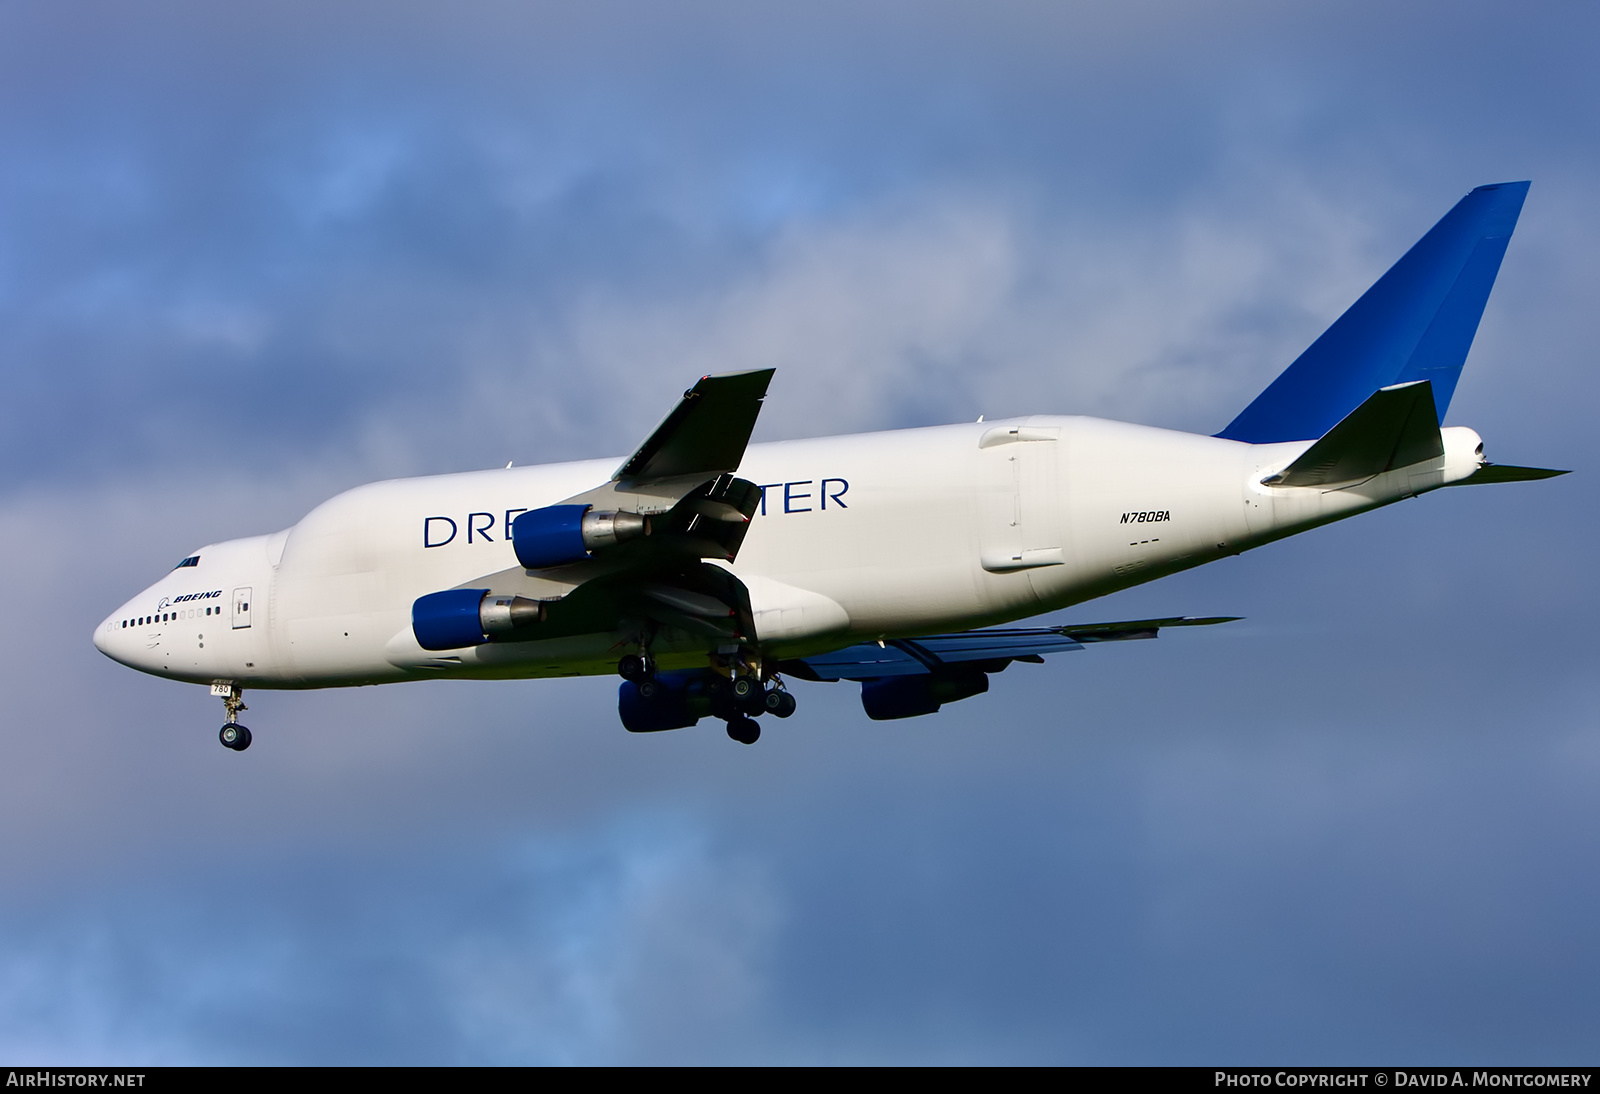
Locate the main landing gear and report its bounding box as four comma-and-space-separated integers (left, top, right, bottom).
722, 674, 799, 743
213, 683, 252, 751
616, 653, 796, 744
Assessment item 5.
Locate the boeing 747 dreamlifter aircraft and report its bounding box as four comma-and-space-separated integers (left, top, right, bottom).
96, 182, 1563, 748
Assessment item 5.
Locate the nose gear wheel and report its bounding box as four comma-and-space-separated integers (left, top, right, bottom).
215, 684, 251, 751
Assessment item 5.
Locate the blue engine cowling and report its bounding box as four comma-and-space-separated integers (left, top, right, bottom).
411, 588, 490, 651
618, 681, 698, 732
512, 505, 590, 569
617, 669, 734, 732
512, 505, 649, 570
411, 589, 545, 650
860, 668, 989, 720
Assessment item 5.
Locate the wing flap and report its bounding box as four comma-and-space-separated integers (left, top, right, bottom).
902, 631, 1084, 661
794, 643, 929, 680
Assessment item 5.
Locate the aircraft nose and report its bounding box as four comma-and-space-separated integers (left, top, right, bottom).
93, 612, 120, 659
93, 608, 141, 668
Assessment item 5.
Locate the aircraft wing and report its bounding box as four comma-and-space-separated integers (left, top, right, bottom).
614, 369, 775, 483
783, 616, 1241, 681
415, 371, 777, 651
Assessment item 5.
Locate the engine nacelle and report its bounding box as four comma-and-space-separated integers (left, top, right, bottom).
860, 668, 989, 720
512, 505, 649, 570
412, 588, 544, 651
616, 669, 734, 732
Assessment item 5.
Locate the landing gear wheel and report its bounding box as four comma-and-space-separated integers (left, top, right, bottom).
764, 689, 797, 718
618, 654, 655, 682
219, 722, 252, 751
636, 678, 661, 701
726, 716, 760, 745
732, 675, 767, 714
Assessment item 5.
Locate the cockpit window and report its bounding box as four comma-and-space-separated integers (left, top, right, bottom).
174, 556, 200, 569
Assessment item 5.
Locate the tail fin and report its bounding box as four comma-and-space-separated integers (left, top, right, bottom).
1218, 182, 1529, 444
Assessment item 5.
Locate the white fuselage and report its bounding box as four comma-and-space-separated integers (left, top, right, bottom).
94, 416, 1485, 690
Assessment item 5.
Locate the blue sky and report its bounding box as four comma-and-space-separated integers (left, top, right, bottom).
2, 0, 1597, 1063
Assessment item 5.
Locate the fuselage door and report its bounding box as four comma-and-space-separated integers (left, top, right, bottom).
232, 586, 253, 629
977, 422, 1064, 572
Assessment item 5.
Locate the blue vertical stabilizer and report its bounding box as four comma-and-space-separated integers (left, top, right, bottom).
1217, 182, 1528, 444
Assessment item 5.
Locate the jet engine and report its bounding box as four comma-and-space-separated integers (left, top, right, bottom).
511, 504, 649, 569
618, 672, 707, 732
411, 588, 545, 651
859, 667, 989, 720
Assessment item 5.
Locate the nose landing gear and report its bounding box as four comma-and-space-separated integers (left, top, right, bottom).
212, 682, 251, 751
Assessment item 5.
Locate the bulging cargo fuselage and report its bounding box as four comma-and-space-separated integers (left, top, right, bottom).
93, 414, 1487, 690
93, 182, 1558, 747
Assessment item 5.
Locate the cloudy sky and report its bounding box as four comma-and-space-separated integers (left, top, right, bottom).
2, 0, 1597, 1064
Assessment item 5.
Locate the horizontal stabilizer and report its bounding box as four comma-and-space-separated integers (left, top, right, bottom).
1445, 463, 1571, 487
614, 369, 774, 483
1264, 380, 1442, 487
1219, 182, 1529, 444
